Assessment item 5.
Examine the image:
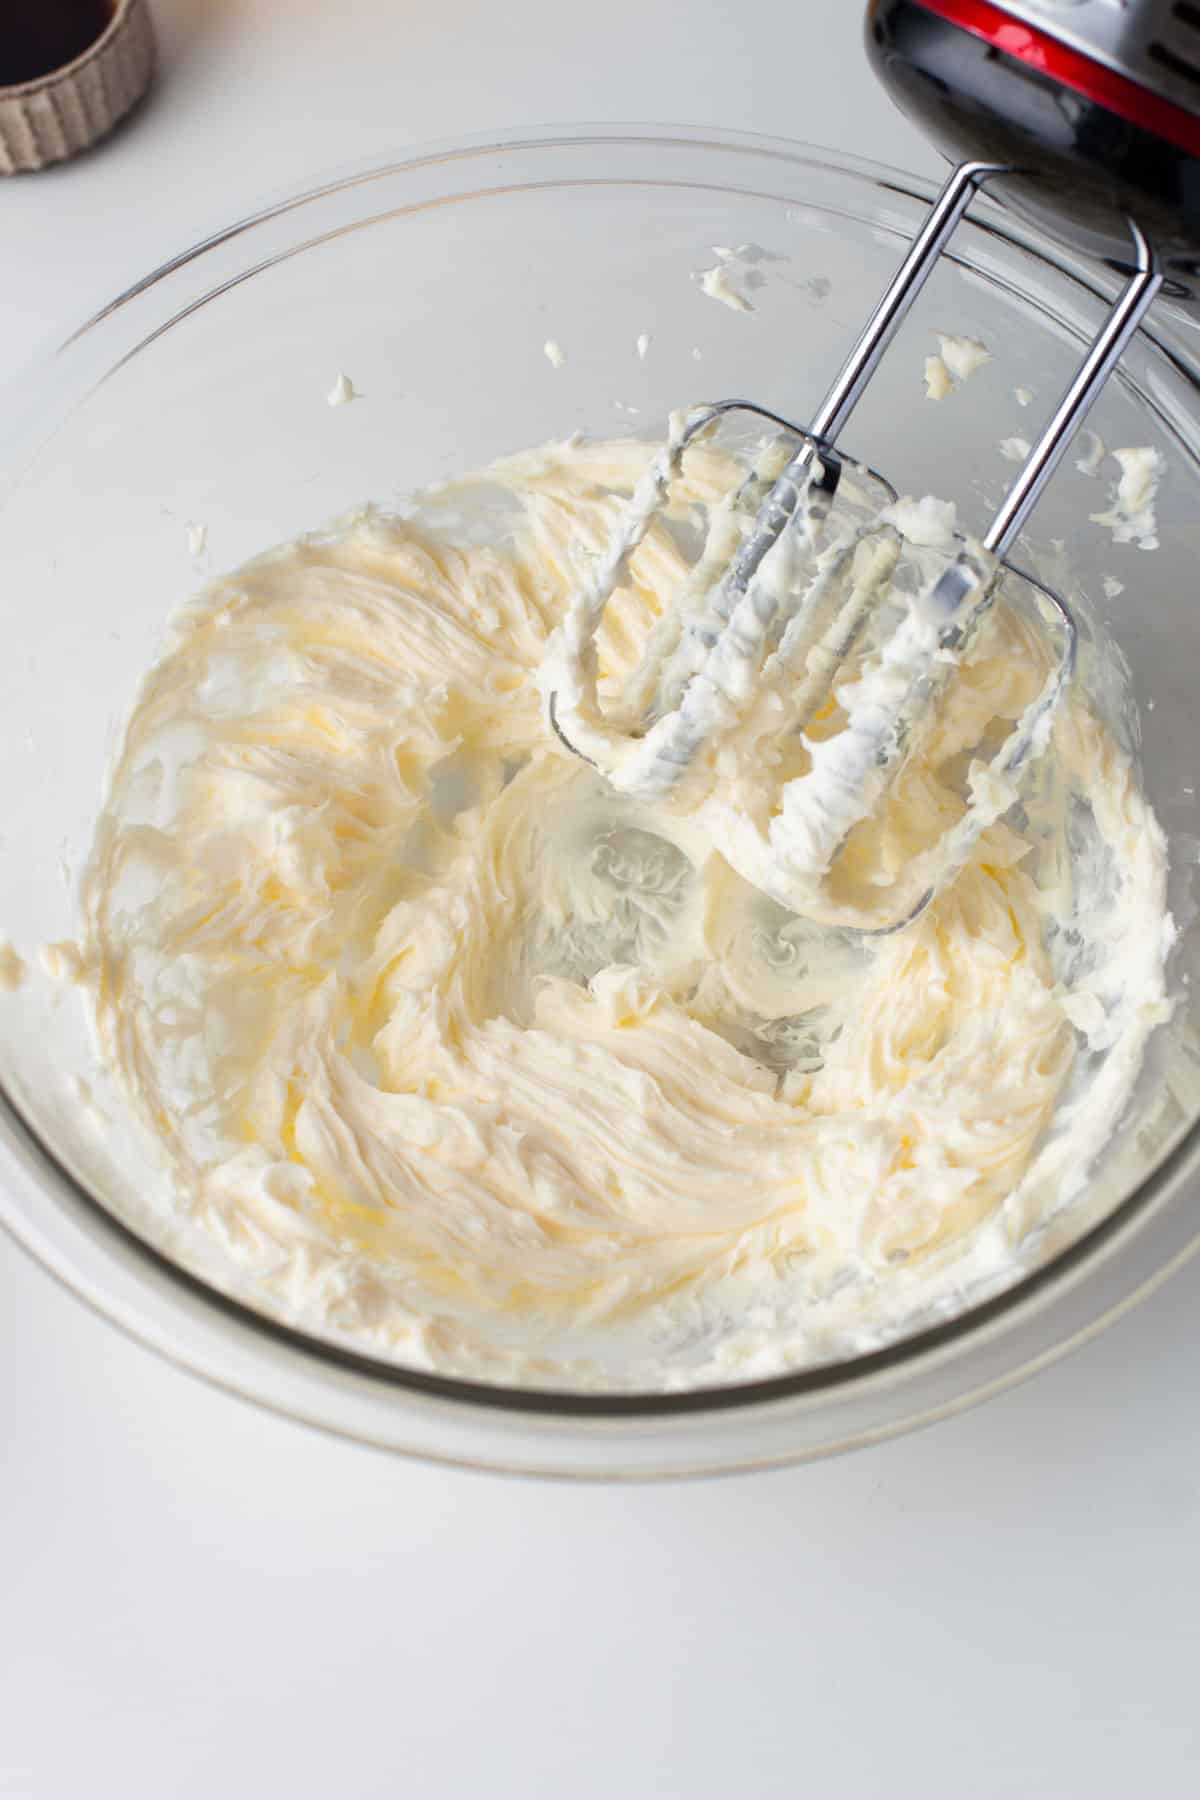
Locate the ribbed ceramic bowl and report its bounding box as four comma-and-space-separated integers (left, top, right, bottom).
3, 126, 1200, 1477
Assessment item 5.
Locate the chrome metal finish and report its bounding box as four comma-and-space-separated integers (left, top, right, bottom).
994, 0, 1200, 115
809, 160, 1006, 440
985, 215, 1164, 554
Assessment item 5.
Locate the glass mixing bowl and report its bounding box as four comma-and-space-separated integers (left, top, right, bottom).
3, 126, 1200, 1478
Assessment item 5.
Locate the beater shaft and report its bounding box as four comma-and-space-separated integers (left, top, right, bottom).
984, 218, 1163, 558
780, 212, 1165, 889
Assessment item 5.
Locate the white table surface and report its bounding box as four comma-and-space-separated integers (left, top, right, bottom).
3, 3, 1199, 1794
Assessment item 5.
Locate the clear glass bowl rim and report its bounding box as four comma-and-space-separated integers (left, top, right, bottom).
3, 121, 1199, 1476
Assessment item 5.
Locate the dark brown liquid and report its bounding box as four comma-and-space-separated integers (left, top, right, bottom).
0, 1, 116, 87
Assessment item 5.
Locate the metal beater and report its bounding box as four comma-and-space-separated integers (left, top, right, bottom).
548, 0, 1200, 930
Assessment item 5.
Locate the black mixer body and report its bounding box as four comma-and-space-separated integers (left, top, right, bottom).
866, 0, 1200, 278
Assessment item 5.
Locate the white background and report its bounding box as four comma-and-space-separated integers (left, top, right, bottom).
3, 2, 1199, 1793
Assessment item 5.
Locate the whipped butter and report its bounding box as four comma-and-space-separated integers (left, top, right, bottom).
71, 435, 1173, 1389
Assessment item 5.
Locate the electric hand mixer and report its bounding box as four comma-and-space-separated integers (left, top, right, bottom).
547, 0, 1200, 931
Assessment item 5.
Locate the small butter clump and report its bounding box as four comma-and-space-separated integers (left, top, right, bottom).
0, 935, 26, 992
925, 332, 990, 399
1091, 446, 1164, 551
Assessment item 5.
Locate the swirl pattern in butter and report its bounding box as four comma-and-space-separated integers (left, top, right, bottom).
78, 438, 1173, 1388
